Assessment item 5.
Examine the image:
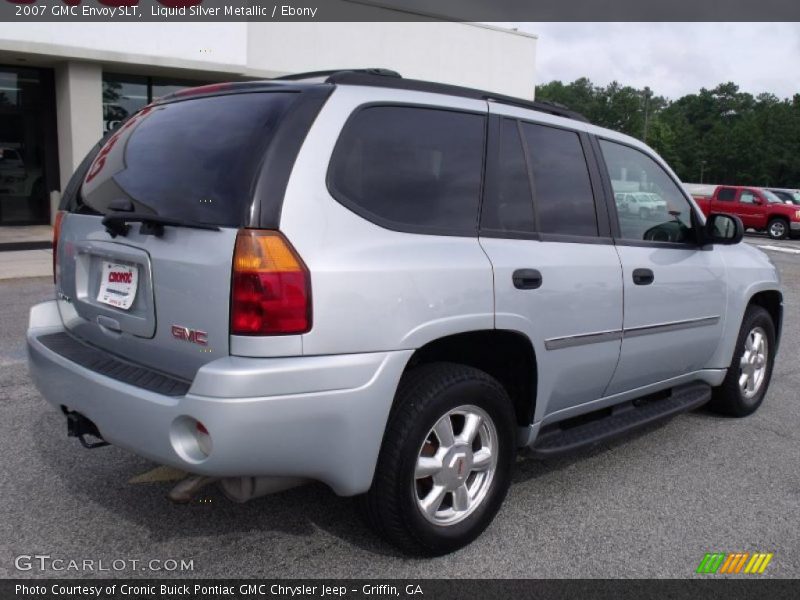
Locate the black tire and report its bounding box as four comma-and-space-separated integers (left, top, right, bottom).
709, 305, 775, 417
363, 362, 516, 556
767, 218, 788, 240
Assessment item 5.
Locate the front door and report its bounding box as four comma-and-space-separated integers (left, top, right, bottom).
734, 189, 767, 229
479, 110, 623, 419
596, 138, 727, 395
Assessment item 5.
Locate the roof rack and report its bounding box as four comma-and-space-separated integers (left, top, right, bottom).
319, 70, 589, 123
273, 68, 402, 82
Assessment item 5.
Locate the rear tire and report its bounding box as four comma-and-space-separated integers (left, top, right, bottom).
709, 305, 775, 417
363, 363, 516, 556
767, 218, 788, 240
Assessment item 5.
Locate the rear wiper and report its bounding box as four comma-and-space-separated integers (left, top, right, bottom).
102, 213, 221, 238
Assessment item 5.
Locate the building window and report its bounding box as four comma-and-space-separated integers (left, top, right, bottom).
103, 73, 209, 133
103, 74, 148, 133
0, 66, 57, 226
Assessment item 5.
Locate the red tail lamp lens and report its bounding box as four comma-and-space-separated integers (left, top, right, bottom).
52, 210, 66, 284
230, 230, 311, 336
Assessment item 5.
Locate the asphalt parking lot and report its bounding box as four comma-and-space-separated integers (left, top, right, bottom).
1, 234, 798, 579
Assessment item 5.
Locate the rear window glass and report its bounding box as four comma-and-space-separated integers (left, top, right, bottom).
328, 106, 485, 235
717, 187, 736, 201
481, 118, 535, 233
80, 92, 298, 227
521, 122, 598, 237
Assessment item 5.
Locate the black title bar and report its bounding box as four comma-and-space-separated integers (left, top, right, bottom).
3, 579, 800, 600
3, 0, 800, 22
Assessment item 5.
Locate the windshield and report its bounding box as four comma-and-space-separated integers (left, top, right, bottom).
761, 189, 785, 204
81, 92, 298, 227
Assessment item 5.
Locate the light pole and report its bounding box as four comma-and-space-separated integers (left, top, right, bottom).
700, 160, 707, 184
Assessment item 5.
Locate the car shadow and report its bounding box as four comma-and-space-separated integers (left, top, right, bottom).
30, 410, 408, 561
30, 403, 733, 563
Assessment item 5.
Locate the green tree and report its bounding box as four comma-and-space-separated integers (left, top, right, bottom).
536, 79, 800, 188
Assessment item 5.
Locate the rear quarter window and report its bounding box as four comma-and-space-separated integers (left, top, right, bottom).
80, 92, 299, 227
327, 105, 486, 235
717, 187, 737, 201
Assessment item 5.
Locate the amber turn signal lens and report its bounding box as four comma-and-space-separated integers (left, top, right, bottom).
230, 230, 311, 336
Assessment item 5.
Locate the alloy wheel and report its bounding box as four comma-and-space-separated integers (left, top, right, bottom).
413, 405, 498, 526
739, 326, 768, 400
769, 221, 786, 238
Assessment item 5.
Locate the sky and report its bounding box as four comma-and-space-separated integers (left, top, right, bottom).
506, 23, 800, 100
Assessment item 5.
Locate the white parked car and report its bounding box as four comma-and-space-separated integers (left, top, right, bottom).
615, 191, 667, 219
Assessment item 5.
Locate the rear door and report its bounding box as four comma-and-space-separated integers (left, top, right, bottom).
56, 91, 307, 380
479, 109, 623, 419
595, 137, 727, 395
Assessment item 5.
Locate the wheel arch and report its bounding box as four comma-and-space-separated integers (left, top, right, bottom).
748, 289, 783, 352
401, 329, 538, 428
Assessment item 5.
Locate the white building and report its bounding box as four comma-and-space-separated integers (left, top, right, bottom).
0, 21, 537, 239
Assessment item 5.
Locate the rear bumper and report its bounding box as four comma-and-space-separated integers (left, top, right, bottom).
27, 301, 412, 496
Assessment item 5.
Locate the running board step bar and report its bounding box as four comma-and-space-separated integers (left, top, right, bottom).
530, 382, 712, 458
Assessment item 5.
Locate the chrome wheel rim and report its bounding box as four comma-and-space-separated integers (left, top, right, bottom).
413, 405, 498, 526
739, 326, 768, 400
769, 221, 785, 238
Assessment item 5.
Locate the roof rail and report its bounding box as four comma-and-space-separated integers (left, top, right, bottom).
323, 70, 588, 122
273, 68, 401, 82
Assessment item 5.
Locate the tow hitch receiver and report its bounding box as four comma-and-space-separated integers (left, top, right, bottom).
62, 408, 110, 449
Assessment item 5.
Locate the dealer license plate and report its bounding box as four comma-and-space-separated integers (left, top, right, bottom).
96, 261, 138, 310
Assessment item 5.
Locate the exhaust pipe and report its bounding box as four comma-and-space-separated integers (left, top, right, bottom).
219, 476, 309, 503
167, 475, 219, 503
167, 476, 308, 504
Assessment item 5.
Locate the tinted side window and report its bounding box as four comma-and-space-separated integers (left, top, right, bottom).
717, 187, 736, 201
481, 119, 535, 233
329, 106, 485, 234
520, 123, 598, 237
600, 139, 694, 243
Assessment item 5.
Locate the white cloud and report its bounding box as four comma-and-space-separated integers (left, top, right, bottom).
506, 22, 800, 100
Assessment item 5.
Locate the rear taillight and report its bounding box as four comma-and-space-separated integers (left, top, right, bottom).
52, 210, 66, 284
230, 230, 311, 336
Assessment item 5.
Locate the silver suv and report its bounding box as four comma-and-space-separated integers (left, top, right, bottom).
27, 70, 782, 556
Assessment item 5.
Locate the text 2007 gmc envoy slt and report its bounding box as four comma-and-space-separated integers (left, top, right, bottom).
27, 70, 782, 556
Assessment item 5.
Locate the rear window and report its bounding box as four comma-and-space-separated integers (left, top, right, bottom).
521, 122, 598, 237
717, 187, 736, 201
80, 92, 298, 227
328, 105, 486, 235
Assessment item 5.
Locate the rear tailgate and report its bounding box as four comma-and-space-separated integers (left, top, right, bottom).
57, 217, 236, 380
55, 89, 315, 381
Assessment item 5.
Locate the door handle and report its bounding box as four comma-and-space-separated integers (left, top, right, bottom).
513, 269, 543, 290
632, 268, 655, 286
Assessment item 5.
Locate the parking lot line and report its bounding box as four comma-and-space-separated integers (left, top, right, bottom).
752, 244, 800, 255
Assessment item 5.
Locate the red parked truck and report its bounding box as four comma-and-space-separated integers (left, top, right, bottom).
692, 185, 800, 240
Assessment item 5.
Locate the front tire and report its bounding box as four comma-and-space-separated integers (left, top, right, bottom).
767, 218, 788, 240
709, 305, 775, 417
363, 363, 516, 556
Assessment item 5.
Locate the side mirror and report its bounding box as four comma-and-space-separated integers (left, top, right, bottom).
754, 197, 764, 205
705, 213, 744, 245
